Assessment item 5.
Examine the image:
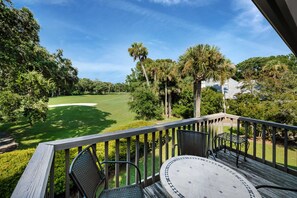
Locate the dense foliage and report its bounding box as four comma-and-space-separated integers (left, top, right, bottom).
229, 55, 297, 126
178, 44, 233, 117
172, 87, 223, 118
73, 78, 128, 95
0, 148, 35, 197
129, 87, 162, 120
126, 43, 233, 120
0, 0, 78, 124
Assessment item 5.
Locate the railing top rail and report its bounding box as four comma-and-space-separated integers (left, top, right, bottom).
11, 143, 55, 198
225, 114, 297, 131
46, 113, 226, 151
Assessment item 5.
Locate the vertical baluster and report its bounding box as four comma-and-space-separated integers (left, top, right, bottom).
152, 132, 156, 183
165, 129, 169, 160
65, 149, 70, 198
244, 121, 248, 156
272, 127, 276, 168
126, 137, 131, 185
187, 124, 191, 130
104, 141, 109, 189
284, 129, 288, 172
144, 133, 148, 186
171, 128, 176, 157
262, 125, 266, 163
208, 120, 211, 152
115, 139, 120, 187
135, 135, 140, 183
230, 119, 234, 150
159, 131, 163, 168
177, 127, 181, 156
220, 117, 224, 133
192, 123, 195, 131
253, 123, 257, 159
183, 125, 186, 130
49, 153, 55, 198
204, 121, 207, 133
235, 120, 241, 167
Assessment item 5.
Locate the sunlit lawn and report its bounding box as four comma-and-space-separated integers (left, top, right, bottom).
0, 94, 138, 149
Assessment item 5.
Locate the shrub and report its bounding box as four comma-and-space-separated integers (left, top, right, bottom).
0, 149, 35, 197
129, 87, 162, 120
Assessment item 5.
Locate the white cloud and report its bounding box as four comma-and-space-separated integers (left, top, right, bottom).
14, 0, 71, 5
232, 0, 270, 33
107, 0, 208, 32
149, 0, 215, 6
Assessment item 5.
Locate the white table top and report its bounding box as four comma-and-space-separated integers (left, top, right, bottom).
160, 155, 261, 198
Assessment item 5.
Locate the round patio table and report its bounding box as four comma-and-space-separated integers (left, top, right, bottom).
160, 155, 261, 198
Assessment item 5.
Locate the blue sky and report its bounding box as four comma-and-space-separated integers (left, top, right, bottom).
14, 0, 291, 83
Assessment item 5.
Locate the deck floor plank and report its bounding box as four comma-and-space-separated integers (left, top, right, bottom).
144, 151, 297, 198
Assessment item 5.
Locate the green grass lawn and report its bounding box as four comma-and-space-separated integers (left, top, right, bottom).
0, 94, 140, 149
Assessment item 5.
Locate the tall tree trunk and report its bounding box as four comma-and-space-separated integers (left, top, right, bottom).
165, 81, 168, 118
168, 92, 172, 118
221, 84, 226, 113
194, 80, 201, 117
141, 62, 150, 87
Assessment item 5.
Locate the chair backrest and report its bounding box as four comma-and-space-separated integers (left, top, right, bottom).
177, 130, 208, 157
69, 145, 105, 198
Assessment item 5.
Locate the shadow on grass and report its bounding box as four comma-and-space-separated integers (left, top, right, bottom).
6, 106, 116, 149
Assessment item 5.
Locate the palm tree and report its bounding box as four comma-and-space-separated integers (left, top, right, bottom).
179, 44, 227, 117
157, 59, 177, 118
128, 43, 150, 87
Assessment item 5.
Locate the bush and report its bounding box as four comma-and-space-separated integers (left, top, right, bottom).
0, 149, 35, 197
129, 87, 162, 120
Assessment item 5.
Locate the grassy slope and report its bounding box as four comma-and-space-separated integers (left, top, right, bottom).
0, 94, 138, 149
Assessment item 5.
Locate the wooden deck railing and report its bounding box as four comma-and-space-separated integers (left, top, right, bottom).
11, 113, 297, 197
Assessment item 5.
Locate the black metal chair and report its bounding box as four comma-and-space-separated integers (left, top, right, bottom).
69, 145, 144, 198
255, 185, 297, 193
176, 130, 215, 159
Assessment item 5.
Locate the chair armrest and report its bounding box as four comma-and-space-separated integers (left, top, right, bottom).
255, 185, 297, 192
101, 161, 142, 185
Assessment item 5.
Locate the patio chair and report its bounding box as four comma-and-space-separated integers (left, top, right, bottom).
176, 130, 215, 159
69, 145, 144, 198
255, 185, 297, 193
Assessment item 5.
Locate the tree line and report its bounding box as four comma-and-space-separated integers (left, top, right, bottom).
229, 54, 297, 126
73, 78, 128, 95
126, 42, 297, 129
127, 42, 235, 120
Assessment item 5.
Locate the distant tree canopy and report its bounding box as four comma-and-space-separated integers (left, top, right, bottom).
235, 54, 297, 81
73, 78, 128, 95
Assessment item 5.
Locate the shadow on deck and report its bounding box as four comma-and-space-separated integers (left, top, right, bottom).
144, 150, 297, 198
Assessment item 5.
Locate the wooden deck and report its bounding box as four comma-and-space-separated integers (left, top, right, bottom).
144, 151, 297, 198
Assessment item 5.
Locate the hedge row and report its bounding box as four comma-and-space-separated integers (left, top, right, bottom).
0, 148, 35, 197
